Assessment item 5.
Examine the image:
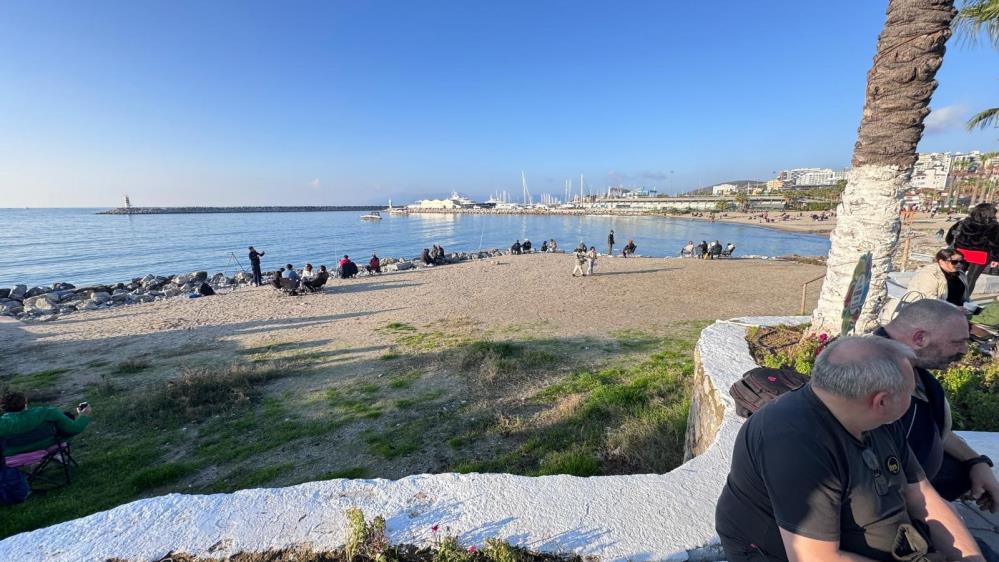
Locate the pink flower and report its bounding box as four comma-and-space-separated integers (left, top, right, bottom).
467, 546, 478, 553
431, 524, 440, 533
818, 333, 829, 343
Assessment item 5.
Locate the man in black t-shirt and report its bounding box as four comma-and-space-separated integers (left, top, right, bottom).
877, 299, 999, 511
716, 336, 984, 562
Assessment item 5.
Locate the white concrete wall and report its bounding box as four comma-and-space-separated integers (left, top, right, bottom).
2, 317, 997, 562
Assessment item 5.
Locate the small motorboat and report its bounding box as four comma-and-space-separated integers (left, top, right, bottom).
361, 211, 383, 221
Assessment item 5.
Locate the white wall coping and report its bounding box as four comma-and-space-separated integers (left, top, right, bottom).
2, 316, 997, 562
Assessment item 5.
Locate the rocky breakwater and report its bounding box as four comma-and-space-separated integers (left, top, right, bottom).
0, 270, 256, 322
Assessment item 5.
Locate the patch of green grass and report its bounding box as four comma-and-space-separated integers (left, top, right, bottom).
357, 383, 381, 395
394, 390, 444, 410
396, 331, 467, 351
388, 370, 421, 389
361, 420, 429, 459
7, 368, 68, 390
382, 322, 416, 333
456, 340, 562, 385
129, 462, 196, 492
453, 337, 698, 476
126, 361, 298, 424
326, 388, 383, 420
319, 466, 370, 480
114, 358, 151, 375
447, 434, 479, 449
379, 352, 402, 361
195, 399, 342, 464
211, 463, 293, 492
534, 448, 601, 477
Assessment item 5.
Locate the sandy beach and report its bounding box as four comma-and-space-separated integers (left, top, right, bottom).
1, 254, 825, 379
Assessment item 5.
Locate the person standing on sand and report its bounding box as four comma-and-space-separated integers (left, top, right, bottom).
248, 246, 265, 286
607, 230, 615, 256
572, 247, 586, 277
586, 246, 598, 275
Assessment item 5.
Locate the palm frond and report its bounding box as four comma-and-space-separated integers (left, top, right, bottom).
954, 0, 999, 47
967, 107, 999, 130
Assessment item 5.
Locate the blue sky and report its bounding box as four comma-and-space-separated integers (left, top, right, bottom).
1, 1, 996, 207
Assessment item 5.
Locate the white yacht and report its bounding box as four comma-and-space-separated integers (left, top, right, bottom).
361, 210, 383, 221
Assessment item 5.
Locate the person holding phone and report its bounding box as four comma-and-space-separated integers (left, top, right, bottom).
0, 391, 93, 454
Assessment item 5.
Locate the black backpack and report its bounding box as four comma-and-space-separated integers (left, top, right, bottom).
729, 367, 808, 418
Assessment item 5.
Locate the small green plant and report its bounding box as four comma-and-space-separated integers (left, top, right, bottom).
937, 355, 999, 431
433, 533, 473, 562
483, 538, 522, 562
344, 507, 390, 562
750, 327, 827, 375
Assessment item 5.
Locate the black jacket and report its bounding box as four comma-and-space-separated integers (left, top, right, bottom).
946, 219, 999, 254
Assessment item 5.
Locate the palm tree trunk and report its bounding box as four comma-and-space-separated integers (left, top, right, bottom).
811, 0, 957, 336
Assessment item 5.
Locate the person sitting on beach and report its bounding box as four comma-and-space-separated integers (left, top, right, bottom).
709, 240, 723, 259
586, 246, 598, 275
622, 240, 637, 257
367, 254, 381, 274
697, 241, 708, 258
338, 256, 359, 279
282, 264, 300, 282
272, 268, 285, 289
723, 242, 736, 257
681, 240, 695, 257
541, 240, 549, 253
430, 245, 441, 263
421, 248, 433, 265
0, 390, 93, 453
549, 239, 558, 253
511, 240, 522, 255
433, 245, 446, 264
522, 239, 532, 253
301, 263, 316, 282
303, 265, 329, 291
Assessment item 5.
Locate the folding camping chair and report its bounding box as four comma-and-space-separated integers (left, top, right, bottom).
2, 422, 78, 490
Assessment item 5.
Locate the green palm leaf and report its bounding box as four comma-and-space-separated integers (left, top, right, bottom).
967, 107, 999, 130
955, 0, 999, 46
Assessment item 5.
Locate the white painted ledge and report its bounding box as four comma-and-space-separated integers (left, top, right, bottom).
2, 316, 997, 562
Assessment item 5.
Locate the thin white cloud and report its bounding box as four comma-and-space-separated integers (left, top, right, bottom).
925, 105, 966, 134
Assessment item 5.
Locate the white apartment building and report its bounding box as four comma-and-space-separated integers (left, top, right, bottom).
780, 168, 847, 187
910, 152, 953, 190
712, 183, 739, 195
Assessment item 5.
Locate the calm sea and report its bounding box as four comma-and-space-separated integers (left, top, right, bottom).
0, 209, 830, 288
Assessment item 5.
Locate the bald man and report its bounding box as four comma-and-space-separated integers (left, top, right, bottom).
716, 336, 984, 561
876, 299, 999, 512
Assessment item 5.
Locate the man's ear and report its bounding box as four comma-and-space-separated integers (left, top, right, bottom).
911, 329, 929, 349
870, 391, 890, 412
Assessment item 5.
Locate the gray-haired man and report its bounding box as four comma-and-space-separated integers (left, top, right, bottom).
716, 336, 984, 561
876, 299, 999, 511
